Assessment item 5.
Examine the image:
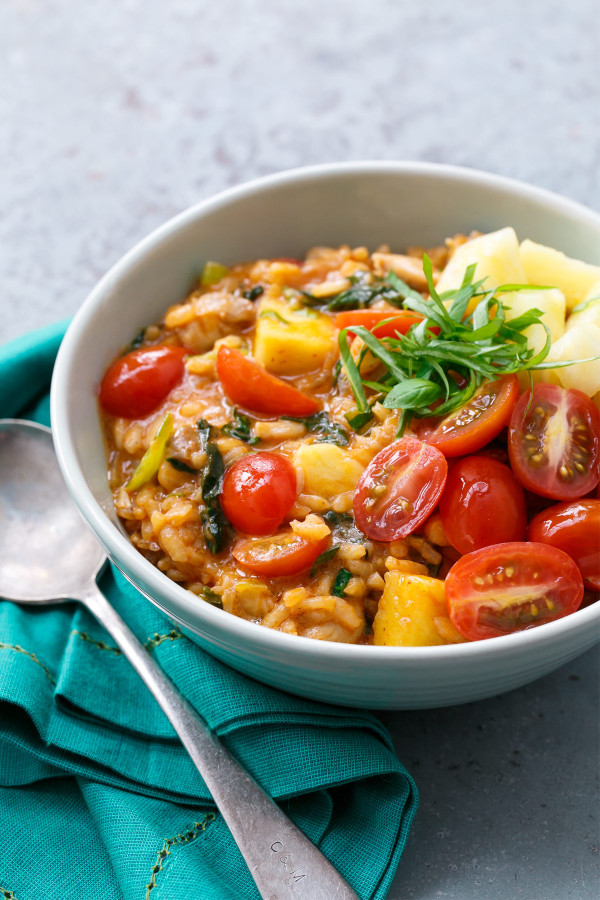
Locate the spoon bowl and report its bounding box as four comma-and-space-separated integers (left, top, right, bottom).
0, 419, 105, 601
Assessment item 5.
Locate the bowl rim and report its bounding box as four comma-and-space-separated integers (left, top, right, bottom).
50, 160, 600, 663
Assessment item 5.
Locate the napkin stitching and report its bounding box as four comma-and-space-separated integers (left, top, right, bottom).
0, 643, 56, 686
145, 811, 217, 899
71, 628, 186, 655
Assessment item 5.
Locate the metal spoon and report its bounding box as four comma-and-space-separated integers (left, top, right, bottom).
0, 419, 359, 900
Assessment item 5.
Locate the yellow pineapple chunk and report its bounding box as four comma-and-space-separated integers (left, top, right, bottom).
373, 571, 464, 646
519, 239, 600, 310
436, 227, 526, 296
253, 296, 335, 375
502, 287, 566, 356
294, 443, 364, 499
540, 323, 600, 397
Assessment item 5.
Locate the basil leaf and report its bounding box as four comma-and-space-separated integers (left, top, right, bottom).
197, 419, 230, 554
382, 378, 443, 410
197, 418, 212, 449
221, 410, 260, 445
322, 510, 354, 528
201, 505, 228, 554
282, 411, 349, 446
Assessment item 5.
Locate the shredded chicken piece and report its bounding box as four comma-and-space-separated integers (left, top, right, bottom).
371, 252, 436, 291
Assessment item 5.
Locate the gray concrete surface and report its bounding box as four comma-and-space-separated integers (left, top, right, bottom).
1, 1, 599, 897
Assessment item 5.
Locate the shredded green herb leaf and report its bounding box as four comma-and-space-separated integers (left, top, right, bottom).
166, 457, 198, 474
127, 328, 146, 351
321, 510, 365, 544
221, 410, 261, 445
322, 510, 354, 528
201, 586, 223, 608
300, 270, 421, 312
282, 411, 349, 446
332, 568, 352, 597
258, 309, 290, 324
338, 257, 559, 435
310, 545, 340, 576
197, 419, 229, 553
243, 285, 264, 301
570, 293, 600, 314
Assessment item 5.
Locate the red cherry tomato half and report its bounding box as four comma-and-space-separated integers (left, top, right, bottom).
216, 346, 320, 417
439, 455, 527, 555
446, 542, 584, 641
354, 436, 447, 541
529, 499, 600, 591
232, 531, 329, 577
99, 345, 187, 418
415, 374, 520, 458
508, 383, 600, 500
335, 309, 424, 339
221, 452, 297, 536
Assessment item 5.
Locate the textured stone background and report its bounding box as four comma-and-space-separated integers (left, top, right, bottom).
1, 1, 599, 898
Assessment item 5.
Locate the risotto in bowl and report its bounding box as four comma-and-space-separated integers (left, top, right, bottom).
51, 162, 600, 708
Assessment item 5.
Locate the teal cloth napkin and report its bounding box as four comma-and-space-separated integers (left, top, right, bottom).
0, 323, 418, 900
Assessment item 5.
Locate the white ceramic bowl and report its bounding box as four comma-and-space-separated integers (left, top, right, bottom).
51, 162, 600, 709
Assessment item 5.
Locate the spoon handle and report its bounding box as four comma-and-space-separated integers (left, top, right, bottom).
78, 577, 359, 900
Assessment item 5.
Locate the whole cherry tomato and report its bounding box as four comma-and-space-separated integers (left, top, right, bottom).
216, 346, 320, 417
221, 452, 297, 535
439, 455, 527, 554
354, 436, 447, 541
99, 345, 187, 418
508, 383, 600, 500
529, 499, 600, 591
446, 542, 584, 641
